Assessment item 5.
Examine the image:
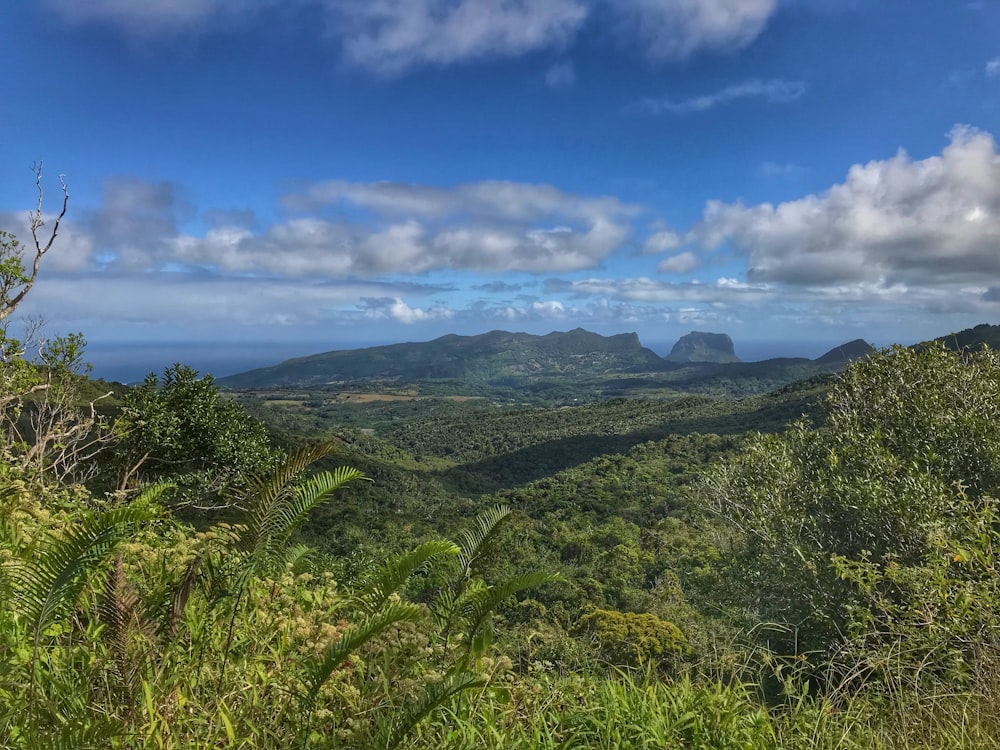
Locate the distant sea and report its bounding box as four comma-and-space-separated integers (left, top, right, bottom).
84, 341, 387, 384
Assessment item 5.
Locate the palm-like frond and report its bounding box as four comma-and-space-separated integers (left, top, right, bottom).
100, 554, 154, 695
163, 552, 202, 639
459, 572, 558, 664
14, 501, 156, 652
377, 672, 486, 750
355, 540, 459, 615
282, 543, 316, 575
237, 444, 365, 573
454, 504, 511, 579
302, 600, 423, 709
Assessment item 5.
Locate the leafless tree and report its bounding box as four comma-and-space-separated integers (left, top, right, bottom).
0, 166, 114, 484
0, 163, 69, 322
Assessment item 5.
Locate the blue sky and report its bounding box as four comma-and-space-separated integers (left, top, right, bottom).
2, 0, 1000, 379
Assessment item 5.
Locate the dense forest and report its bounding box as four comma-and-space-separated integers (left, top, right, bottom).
1, 197, 999, 748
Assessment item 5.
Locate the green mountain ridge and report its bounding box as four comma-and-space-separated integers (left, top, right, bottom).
218, 328, 664, 389
217, 327, 879, 396
932, 323, 1000, 352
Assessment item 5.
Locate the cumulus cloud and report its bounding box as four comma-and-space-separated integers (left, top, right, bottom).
988, 58, 1000, 77
280, 179, 639, 274
690, 125, 1000, 289
643, 229, 681, 253
636, 78, 807, 115
532, 299, 566, 316
658, 251, 698, 273
361, 297, 456, 324
327, 0, 588, 75
56, 177, 638, 278
614, 0, 777, 61
46, 0, 779, 74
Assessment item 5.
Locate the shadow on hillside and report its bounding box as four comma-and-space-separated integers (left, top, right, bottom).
435, 393, 823, 495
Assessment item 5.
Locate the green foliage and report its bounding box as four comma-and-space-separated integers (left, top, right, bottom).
2, 234, 998, 749
108, 363, 277, 503
233, 442, 366, 577
833, 488, 1000, 689
705, 343, 1000, 657
577, 608, 689, 668
12, 487, 164, 661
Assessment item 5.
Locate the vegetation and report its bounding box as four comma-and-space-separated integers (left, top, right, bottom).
218, 328, 872, 401
1, 187, 998, 747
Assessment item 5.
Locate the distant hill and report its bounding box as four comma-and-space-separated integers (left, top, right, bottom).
218, 328, 665, 389
932, 323, 1000, 353
814, 339, 876, 366
219, 326, 879, 399
665, 331, 740, 364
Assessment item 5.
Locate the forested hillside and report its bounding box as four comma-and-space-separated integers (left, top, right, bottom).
218, 329, 873, 400
2, 207, 1000, 747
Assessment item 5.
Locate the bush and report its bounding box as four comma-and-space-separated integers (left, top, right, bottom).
577, 608, 688, 668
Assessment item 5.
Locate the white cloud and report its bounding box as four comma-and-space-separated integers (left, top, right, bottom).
643, 229, 681, 253
282, 179, 639, 273
614, 0, 777, 61
46, 0, 779, 74
59, 177, 637, 278
550, 276, 773, 304
295, 179, 636, 223
637, 78, 806, 115
532, 299, 566, 316
658, 251, 698, 273
690, 125, 1000, 290
44, 0, 275, 35
384, 297, 455, 324
328, 0, 588, 75
987, 58, 1000, 77
20, 273, 417, 332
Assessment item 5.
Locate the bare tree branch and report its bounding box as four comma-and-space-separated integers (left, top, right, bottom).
0, 163, 69, 321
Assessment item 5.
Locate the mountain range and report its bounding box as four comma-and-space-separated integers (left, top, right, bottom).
217, 327, 877, 396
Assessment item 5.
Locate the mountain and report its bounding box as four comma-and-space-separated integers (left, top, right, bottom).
814, 339, 876, 366
932, 323, 1000, 353
665, 331, 741, 364
218, 328, 665, 389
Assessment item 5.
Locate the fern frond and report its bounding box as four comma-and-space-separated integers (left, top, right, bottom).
263, 466, 366, 556
283, 543, 316, 575
377, 672, 486, 750
455, 504, 511, 579
459, 572, 558, 663
14, 503, 155, 650
130, 481, 175, 511
238, 448, 365, 573
100, 554, 154, 695
20, 715, 127, 750
303, 600, 423, 709
355, 540, 459, 615
239, 441, 340, 524
163, 553, 202, 639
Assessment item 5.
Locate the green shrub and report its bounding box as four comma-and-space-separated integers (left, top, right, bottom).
576, 608, 688, 668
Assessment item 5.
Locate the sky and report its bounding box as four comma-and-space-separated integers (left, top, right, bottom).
2, 0, 1000, 381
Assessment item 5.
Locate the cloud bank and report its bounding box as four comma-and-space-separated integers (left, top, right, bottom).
47, 178, 640, 278
44, 0, 781, 73
690, 125, 1000, 293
